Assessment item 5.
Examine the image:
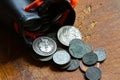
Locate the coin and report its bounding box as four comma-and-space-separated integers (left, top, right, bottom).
94, 48, 107, 62
53, 50, 71, 65
69, 39, 87, 59
57, 25, 82, 46
82, 52, 98, 66
85, 66, 102, 80
66, 59, 80, 71
84, 43, 92, 53
32, 36, 57, 56
32, 54, 53, 62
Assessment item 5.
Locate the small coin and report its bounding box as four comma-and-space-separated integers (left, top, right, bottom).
66, 59, 80, 71
94, 48, 107, 62
53, 50, 71, 65
69, 39, 87, 59
32, 36, 57, 56
82, 52, 98, 66
84, 43, 92, 53
57, 25, 82, 46
85, 66, 102, 80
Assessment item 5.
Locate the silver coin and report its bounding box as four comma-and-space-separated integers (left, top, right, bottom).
69, 39, 87, 59
53, 50, 71, 65
66, 59, 80, 71
94, 48, 107, 62
57, 25, 82, 46
37, 54, 54, 62
85, 67, 102, 80
32, 36, 57, 56
84, 43, 92, 53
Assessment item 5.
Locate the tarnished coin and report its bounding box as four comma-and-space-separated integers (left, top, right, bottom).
57, 25, 82, 46
85, 67, 102, 80
82, 52, 98, 66
53, 50, 71, 65
69, 39, 87, 59
94, 48, 107, 62
66, 59, 80, 71
32, 36, 57, 56
84, 43, 92, 53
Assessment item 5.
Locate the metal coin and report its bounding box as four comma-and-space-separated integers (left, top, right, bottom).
85, 67, 102, 80
66, 59, 80, 71
61, 62, 71, 69
57, 25, 82, 46
82, 52, 98, 66
94, 48, 107, 62
53, 50, 71, 65
32, 54, 53, 62
69, 39, 87, 59
84, 43, 92, 53
32, 36, 57, 56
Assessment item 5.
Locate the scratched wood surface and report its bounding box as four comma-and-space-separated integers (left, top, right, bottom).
0, 0, 120, 80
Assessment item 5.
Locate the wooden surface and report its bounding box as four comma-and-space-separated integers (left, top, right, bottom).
0, 0, 120, 80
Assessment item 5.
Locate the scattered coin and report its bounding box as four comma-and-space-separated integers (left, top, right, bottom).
69, 39, 87, 59
66, 59, 80, 71
85, 66, 102, 80
82, 52, 98, 66
53, 50, 71, 65
57, 25, 82, 46
94, 48, 107, 62
32, 36, 57, 56
84, 43, 92, 53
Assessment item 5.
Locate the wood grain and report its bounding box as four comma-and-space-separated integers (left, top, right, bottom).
0, 0, 120, 80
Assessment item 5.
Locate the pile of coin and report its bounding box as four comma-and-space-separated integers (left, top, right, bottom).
32, 25, 107, 80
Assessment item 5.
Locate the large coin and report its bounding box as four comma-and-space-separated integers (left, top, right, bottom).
57, 25, 82, 46
85, 67, 102, 80
69, 39, 87, 59
32, 36, 57, 56
94, 48, 107, 62
66, 59, 80, 71
53, 50, 71, 65
82, 52, 98, 66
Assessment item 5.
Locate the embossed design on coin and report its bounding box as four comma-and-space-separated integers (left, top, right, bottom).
82, 52, 98, 66
67, 59, 80, 71
32, 37, 57, 56
69, 39, 87, 59
85, 67, 102, 80
85, 43, 92, 53
53, 50, 71, 65
94, 48, 107, 62
57, 25, 82, 46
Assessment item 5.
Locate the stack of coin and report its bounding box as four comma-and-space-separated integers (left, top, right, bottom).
32, 36, 57, 61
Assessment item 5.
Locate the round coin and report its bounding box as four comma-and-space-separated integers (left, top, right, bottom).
57, 25, 82, 46
69, 39, 87, 59
85, 67, 102, 80
84, 43, 92, 53
32, 36, 57, 56
94, 48, 107, 62
82, 52, 98, 66
66, 59, 80, 71
53, 50, 71, 65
